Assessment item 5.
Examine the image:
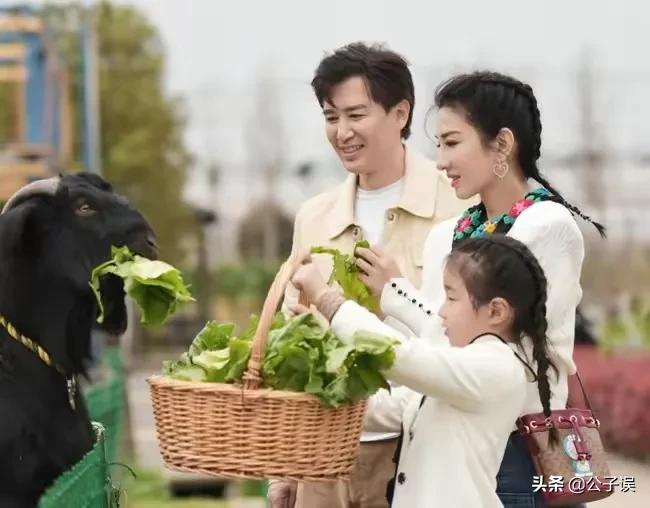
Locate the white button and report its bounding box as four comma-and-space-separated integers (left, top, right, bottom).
386, 210, 395, 221
352, 226, 361, 238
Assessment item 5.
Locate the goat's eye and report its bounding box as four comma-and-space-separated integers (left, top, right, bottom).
75, 202, 95, 216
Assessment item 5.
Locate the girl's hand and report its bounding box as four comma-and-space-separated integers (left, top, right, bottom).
291, 259, 329, 305
355, 246, 402, 297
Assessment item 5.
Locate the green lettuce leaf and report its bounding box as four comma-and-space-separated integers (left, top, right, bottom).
162, 353, 207, 382
161, 311, 399, 408
310, 240, 379, 313
189, 322, 236, 356
90, 246, 194, 326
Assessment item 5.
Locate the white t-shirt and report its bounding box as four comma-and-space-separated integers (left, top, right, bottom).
354, 178, 404, 442
354, 178, 404, 246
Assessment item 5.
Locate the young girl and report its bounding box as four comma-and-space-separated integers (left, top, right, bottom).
349, 71, 603, 507
292, 234, 556, 507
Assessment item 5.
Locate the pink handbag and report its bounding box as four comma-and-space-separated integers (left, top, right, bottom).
516, 374, 614, 506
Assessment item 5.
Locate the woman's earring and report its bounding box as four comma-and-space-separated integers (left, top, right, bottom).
493, 158, 509, 179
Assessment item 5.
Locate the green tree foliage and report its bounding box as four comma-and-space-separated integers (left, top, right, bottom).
43, 1, 197, 265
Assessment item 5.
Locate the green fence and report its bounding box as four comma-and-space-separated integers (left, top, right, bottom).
38, 423, 119, 508
38, 347, 126, 507
86, 347, 125, 464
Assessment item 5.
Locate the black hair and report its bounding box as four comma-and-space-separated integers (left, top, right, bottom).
311, 42, 415, 139
447, 235, 559, 443
434, 71, 605, 237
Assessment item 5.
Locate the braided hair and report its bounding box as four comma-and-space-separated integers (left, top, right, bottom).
434, 71, 606, 238
447, 235, 559, 444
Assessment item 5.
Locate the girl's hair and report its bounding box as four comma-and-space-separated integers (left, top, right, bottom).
447, 235, 558, 442
434, 71, 605, 238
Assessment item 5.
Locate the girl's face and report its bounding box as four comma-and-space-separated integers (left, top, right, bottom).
435, 106, 501, 200
438, 264, 493, 347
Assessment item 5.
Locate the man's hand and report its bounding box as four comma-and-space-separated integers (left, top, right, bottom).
355, 246, 402, 297
267, 479, 297, 508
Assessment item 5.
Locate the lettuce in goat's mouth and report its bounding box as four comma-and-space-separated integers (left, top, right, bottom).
91, 246, 194, 326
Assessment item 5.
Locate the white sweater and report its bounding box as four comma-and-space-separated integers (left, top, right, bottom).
329, 200, 585, 508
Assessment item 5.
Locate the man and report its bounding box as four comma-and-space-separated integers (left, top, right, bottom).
269, 42, 469, 508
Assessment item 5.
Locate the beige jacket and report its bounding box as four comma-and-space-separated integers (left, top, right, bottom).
284, 148, 471, 312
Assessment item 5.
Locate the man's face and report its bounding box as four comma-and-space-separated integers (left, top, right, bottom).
322, 76, 405, 175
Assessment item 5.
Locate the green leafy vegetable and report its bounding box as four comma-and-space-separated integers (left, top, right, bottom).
189, 322, 235, 357
162, 353, 206, 382
310, 240, 379, 313
90, 246, 194, 326
162, 310, 399, 408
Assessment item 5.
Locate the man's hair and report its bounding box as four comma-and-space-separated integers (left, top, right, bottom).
311, 42, 415, 139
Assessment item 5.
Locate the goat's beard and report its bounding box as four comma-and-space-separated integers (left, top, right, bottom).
96, 274, 128, 335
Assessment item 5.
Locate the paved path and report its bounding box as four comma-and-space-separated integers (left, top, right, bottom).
127, 367, 648, 506
589, 453, 650, 507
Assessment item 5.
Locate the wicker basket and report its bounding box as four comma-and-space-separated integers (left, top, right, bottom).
149, 256, 367, 481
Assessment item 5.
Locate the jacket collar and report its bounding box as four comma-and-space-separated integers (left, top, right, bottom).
325, 147, 439, 240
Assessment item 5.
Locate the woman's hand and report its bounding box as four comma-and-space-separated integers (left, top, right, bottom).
356, 246, 402, 297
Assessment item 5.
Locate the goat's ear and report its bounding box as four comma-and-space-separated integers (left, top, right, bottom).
0, 202, 42, 253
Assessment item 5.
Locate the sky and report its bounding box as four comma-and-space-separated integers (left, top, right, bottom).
22, 0, 650, 214
115, 0, 650, 165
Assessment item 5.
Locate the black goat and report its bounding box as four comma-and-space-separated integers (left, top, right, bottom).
0, 173, 157, 507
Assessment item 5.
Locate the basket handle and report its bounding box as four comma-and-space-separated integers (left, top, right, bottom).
242, 254, 307, 389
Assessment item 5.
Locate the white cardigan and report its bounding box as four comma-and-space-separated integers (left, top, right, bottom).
329, 200, 585, 508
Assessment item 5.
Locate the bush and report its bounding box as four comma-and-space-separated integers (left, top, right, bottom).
214, 260, 282, 300
599, 295, 650, 352
573, 345, 650, 458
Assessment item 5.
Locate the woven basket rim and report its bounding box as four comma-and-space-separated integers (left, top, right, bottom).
148, 374, 368, 405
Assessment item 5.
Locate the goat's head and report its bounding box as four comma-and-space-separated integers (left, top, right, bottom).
0, 173, 157, 336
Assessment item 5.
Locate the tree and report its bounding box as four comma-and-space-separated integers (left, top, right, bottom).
244, 69, 288, 260
44, 1, 197, 266
238, 201, 293, 261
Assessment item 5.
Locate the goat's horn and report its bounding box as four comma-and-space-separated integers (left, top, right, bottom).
1, 176, 61, 215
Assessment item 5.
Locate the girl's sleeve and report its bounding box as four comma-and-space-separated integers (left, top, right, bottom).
331, 301, 523, 411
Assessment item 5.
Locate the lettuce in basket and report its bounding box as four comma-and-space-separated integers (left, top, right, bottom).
90, 246, 194, 326
261, 313, 399, 407
310, 240, 379, 314
162, 310, 399, 408
323, 331, 398, 406
163, 313, 286, 383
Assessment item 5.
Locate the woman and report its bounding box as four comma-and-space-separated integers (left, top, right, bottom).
293, 71, 604, 507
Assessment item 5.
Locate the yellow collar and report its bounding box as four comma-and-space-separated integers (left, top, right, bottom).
0, 313, 77, 409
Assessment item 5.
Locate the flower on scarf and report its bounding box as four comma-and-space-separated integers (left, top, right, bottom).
510, 198, 534, 218
484, 221, 497, 234
457, 216, 473, 232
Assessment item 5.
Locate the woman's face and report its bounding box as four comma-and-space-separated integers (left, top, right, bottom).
435, 106, 501, 200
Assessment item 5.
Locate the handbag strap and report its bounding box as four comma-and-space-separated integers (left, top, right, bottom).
570, 371, 595, 412
481, 334, 598, 416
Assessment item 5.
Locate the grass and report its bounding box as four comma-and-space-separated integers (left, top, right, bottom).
118, 468, 230, 508
128, 500, 229, 508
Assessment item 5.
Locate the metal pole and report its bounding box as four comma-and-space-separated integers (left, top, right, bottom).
80, 0, 101, 174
